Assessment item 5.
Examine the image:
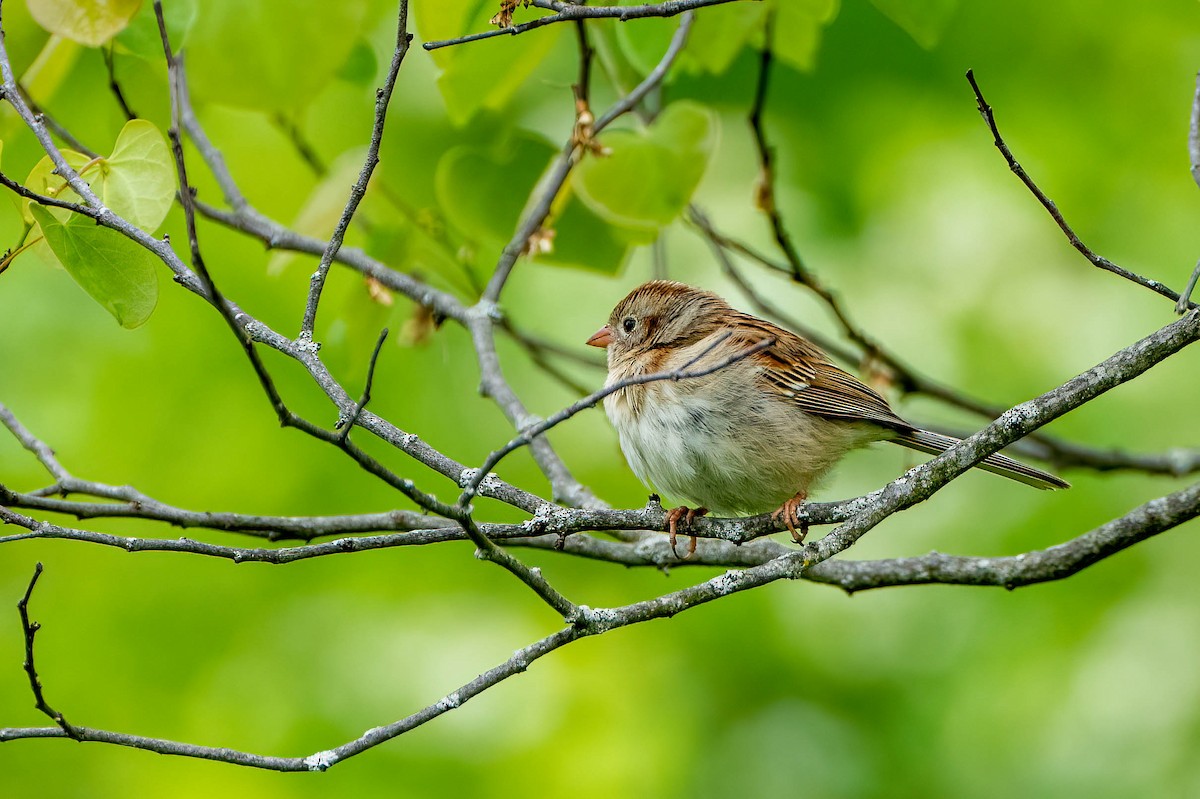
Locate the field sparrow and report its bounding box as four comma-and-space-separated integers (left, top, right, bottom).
587, 280, 1067, 555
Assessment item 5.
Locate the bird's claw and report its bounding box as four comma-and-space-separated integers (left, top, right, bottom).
665, 506, 708, 559
771, 492, 810, 544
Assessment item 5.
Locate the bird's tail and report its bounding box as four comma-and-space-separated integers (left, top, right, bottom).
892, 429, 1069, 490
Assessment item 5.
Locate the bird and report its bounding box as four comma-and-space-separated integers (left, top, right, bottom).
586, 280, 1068, 556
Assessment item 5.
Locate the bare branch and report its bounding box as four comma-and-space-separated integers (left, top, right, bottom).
101, 42, 137, 120
1190, 70, 1200, 190
966, 69, 1194, 310
809, 310, 1200, 564
0, 403, 70, 483
689, 207, 1200, 477
4, 462, 1197, 771
809, 479, 1200, 592
300, 2, 412, 337
482, 11, 694, 302
16, 563, 78, 739
423, 0, 744, 50
336, 327, 389, 438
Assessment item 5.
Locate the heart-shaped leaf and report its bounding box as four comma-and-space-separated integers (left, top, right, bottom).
574, 101, 718, 239
105, 119, 175, 232
31, 203, 159, 328
19, 120, 173, 233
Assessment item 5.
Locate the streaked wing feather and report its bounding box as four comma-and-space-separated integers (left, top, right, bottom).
731, 312, 910, 431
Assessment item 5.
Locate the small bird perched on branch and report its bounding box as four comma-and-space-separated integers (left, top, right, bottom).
587, 280, 1068, 556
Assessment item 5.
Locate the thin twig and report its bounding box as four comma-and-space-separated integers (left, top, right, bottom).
300, 2, 411, 337
0, 403, 70, 483
102, 43, 137, 120
155, 4, 292, 427
966, 69, 1194, 310
459, 335, 774, 503
423, 0, 742, 50
16, 83, 98, 157
6, 473, 1200, 769
273, 113, 327, 176
17, 563, 78, 739
1178, 72, 1200, 314
690, 206, 1200, 476
482, 10, 694, 302
336, 327, 389, 438
748, 9, 808, 282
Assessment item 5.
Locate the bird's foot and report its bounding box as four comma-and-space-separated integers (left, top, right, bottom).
771, 491, 810, 544
665, 506, 708, 559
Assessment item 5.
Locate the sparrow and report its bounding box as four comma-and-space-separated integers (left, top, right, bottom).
586, 280, 1068, 555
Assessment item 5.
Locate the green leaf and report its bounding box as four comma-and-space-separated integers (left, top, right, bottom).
185, 0, 368, 111
337, 39, 378, 85
434, 133, 557, 243
30, 203, 159, 328
104, 119, 175, 231
614, 5, 767, 78
574, 101, 717, 238
27, 0, 143, 46
681, 4, 768, 75
868, 0, 959, 49
771, 0, 840, 73
18, 121, 174, 233
18, 149, 94, 224
116, 0, 196, 60
532, 194, 632, 275
413, 0, 562, 124
267, 149, 376, 276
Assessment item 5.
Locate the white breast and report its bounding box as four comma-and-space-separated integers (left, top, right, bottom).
603, 351, 880, 515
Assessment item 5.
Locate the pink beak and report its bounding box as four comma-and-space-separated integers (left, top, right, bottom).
586, 325, 613, 348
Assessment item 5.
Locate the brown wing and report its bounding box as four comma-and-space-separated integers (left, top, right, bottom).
731, 312, 912, 432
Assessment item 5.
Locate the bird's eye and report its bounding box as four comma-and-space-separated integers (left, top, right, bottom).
622, 317, 636, 333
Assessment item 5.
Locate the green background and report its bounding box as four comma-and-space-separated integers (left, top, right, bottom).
2, 0, 1199, 796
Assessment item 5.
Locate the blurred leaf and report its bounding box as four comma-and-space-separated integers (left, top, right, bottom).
771, 0, 840, 73
19, 33, 82, 103
613, 16, 679, 78
868, 0, 959, 48
27, 0, 142, 46
185, 0, 367, 111
616, 5, 767, 78
533, 194, 632, 274
681, 3, 768, 75
337, 39, 378, 85
574, 101, 717, 237
434, 133, 557, 243
116, 0, 197, 60
30, 203, 159, 328
267, 149, 371, 276
413, 0, 561, 124
104, 119, 175, 231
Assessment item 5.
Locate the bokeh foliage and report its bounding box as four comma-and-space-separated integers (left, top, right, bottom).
1, 0, 1199, 796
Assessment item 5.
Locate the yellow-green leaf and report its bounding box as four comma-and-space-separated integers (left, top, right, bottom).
30, 203, 159, 328
18, 149, 94, 224
105, 119, 175, 232
28, 0, 143, 47
18, 121, 174, 233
